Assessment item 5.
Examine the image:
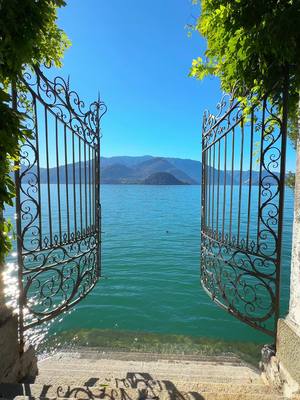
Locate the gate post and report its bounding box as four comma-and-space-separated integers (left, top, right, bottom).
275, 111, 300, 397
0, 257, 37, 383
0, 87, 38, 384
261, 96, 300, 397
0, 211, 19, 383
0, 254, 20, 383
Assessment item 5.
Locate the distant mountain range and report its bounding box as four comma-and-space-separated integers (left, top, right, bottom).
16, 155, 281, 185
100, 156, 198, 184
100, 156, 279, 185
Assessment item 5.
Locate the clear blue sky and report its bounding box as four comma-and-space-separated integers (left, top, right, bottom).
54, 0, 296, 170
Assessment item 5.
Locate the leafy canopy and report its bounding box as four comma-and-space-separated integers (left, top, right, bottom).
190, 0, 300, 146
0, 0, 70, 264
0, 0, 69, 80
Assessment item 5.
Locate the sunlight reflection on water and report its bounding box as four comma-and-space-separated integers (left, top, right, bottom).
3, 184, 294, 357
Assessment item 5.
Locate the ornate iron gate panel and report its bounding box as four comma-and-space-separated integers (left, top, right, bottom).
201, 80, 288, 337
13, 66, 107, 346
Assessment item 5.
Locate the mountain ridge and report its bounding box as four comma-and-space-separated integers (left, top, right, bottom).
100, 156, 199, 184
15, 155, 281, 186
101, 155, 201, 184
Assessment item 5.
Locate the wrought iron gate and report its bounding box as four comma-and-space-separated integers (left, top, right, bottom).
201, 79, 288, 337
13, 66, 106, 348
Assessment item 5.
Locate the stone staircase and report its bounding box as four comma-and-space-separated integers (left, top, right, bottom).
0, 350, 297, 400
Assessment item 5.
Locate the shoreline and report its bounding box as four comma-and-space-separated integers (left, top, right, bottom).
39, 328, 263, 366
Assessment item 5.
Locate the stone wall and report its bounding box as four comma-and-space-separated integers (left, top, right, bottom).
288, 134, 300, 332
275, 132, 300, 397
0, 260, 38, 383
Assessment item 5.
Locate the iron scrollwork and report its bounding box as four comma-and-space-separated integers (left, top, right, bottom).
201, 79, 288, 337
14, 65, 107, 336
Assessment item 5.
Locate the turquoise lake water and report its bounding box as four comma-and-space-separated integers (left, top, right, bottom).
5, 184, 295, 348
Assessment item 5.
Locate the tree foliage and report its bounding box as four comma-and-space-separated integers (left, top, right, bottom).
0, 0, 70, 264
190, 0, 300, 147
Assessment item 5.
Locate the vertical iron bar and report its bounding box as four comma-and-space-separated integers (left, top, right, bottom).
72, 131, 77, 237
207, 147, 211, 232
45, 108, 53, 246
222, 134, 227, 240
246, 111, 254, 248
91, 150, 94, 231
92, 149, 96, 231
89, 146, 92, 228
257, 99, 266, 250
55, 117, 62, 243
64, 125, 70, 241
204, 151, 207, 228
95, 101, 101, 278
33, 97, 42, 248
201, 129, 206, 286
79, 138, 83, 236
201, 140, 206, 233
237, 120, 244, 245
212, 144, 216, 233
216, 140, 221, 237
229, 128, 235, 240
84, 141, 88, 233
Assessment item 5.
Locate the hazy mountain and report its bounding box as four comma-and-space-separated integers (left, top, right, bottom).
101, 164, 135, 183
100, 157, 197, 184
99, 156, 278, 185
101, 155, 153, 169
16, 155, 281, 186
101, 156, 201, 183
131, 158, 196, 184
166, 158, 201, 183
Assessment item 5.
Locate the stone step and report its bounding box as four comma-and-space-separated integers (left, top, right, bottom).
38, 363, 253, 375
39, 356, 248, 370
35, 371, 261, 386
38, 360, 259, 379
36, 369, 260, 383
0, 381, 274, 396
10, 351, 279, 400
0, 386, 284, 400
34, 373, 261, 387
39, 357, 250, 367
46, 351, 244, 365
35, 352, 263, 390
37, 364, 260, 377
